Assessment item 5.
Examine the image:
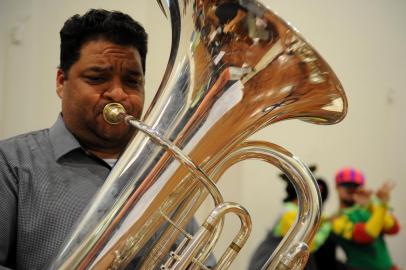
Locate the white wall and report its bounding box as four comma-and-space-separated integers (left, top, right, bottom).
1, 1, 405, 269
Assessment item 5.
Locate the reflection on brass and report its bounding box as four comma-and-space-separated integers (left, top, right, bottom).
229, 242, 241, 253
110, 236, 135, 270
109, 211, 158, 270
202, 221, 215, 233
48, 1, 347, 270
285, 30, 326, 84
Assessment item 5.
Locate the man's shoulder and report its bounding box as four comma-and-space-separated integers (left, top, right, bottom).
0, 128, 50, 158
0, 128, 49, 144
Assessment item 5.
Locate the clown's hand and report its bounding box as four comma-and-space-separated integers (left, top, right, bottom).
376, 181, 396, 204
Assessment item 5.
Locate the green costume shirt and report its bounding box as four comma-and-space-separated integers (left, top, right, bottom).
332, 203, 399, 270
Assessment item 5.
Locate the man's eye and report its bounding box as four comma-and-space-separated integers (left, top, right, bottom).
85, 76, 106, 84
126, 78, 143, 87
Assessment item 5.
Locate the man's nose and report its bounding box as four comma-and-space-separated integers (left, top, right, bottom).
104, 83, 127, 102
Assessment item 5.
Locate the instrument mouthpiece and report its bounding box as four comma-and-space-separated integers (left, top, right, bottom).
103, 103, 126, 125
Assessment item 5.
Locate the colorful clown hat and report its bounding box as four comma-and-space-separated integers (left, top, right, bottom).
335, 167, 365, 186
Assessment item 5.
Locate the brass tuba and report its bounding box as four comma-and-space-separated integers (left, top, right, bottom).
48, 0, 347, 269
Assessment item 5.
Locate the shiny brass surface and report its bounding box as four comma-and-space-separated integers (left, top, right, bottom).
162, 202, 251, 270
103, 103, 126, 125
48, 0, 347, 269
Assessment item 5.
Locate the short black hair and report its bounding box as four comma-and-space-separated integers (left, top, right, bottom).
280, 176, 329, 203
316, 178, 329, 203
59, 9, 148, 76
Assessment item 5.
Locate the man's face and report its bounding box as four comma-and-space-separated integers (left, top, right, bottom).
56, 39, 145, 154
336, 184, 361, 207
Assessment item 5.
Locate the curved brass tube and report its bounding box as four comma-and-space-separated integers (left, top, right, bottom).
162, 202, 252, 270
147, 140, 320, 270
211, 141, 320, 270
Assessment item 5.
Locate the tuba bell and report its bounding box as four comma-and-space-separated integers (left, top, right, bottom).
48, 0, 347, 269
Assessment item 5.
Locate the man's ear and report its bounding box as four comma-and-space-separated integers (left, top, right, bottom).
56, 69, 66, 98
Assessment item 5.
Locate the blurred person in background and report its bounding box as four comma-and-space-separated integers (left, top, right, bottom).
331, 167, 400, 270
248, 165, 332, 270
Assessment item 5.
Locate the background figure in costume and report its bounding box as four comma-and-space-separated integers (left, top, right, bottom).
248, 165, 331, 270
331, 167, 400, 270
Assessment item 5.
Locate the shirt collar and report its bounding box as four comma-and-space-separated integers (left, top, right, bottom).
49, 114, 82, 160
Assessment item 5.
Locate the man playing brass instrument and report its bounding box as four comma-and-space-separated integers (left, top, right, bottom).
0, 9, 211, 270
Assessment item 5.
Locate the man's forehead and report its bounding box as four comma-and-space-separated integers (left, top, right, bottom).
77, 48, 142, 72
82, 65, 144, 76
79, 40, 141, 62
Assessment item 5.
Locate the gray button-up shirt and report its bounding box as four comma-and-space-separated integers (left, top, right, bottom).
0, 115, 213, 270
0, 115, 113, 269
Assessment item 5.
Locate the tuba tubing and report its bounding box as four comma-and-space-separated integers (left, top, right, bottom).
48, 0, 347, 269
142, 140, 320, 270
